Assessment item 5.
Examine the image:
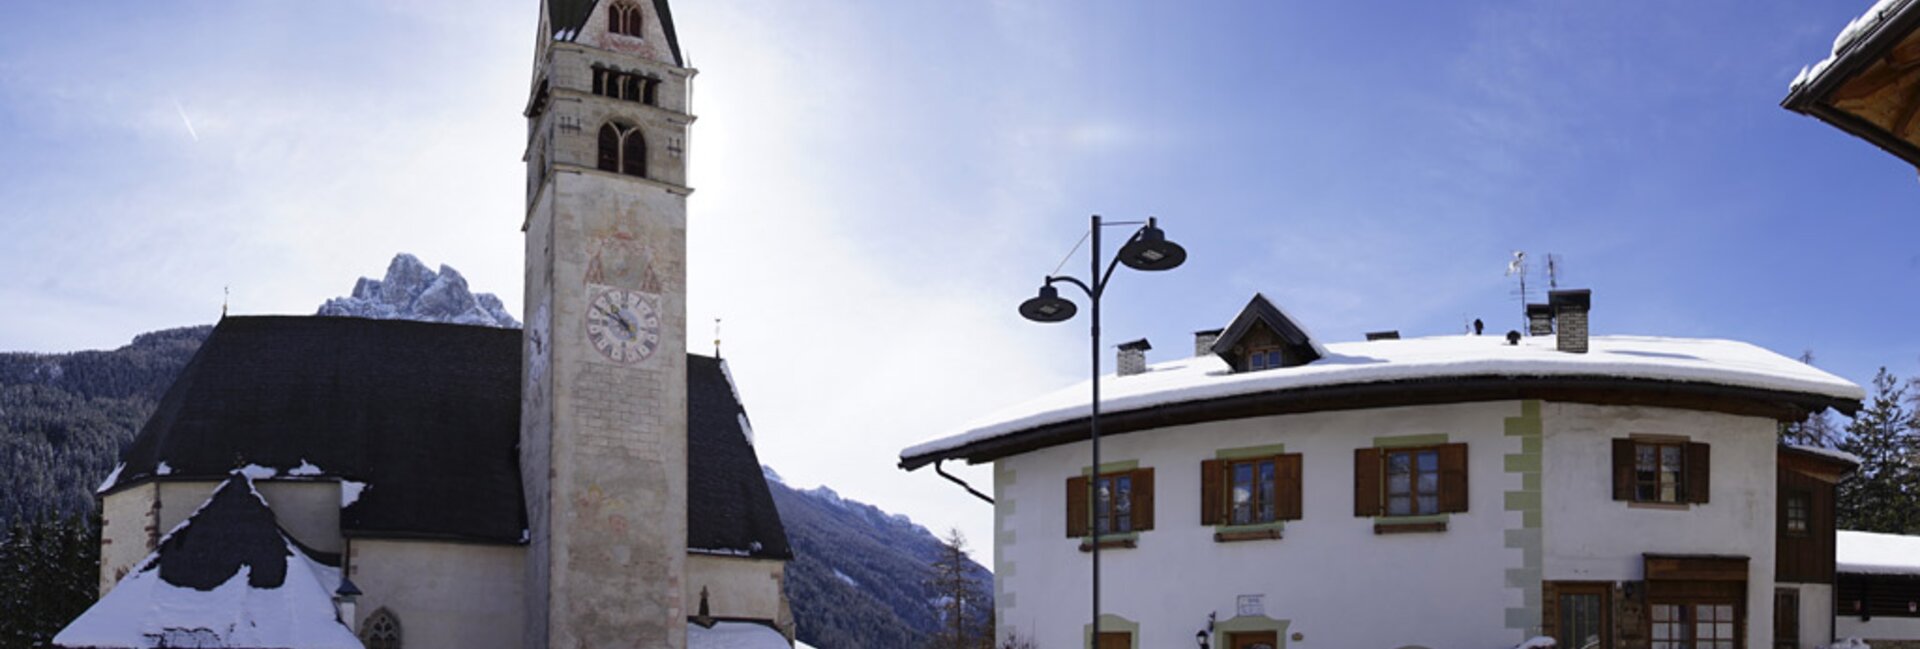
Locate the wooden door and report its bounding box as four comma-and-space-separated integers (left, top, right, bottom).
1096, 632, 1130, 649
1231, 631, 1278, 649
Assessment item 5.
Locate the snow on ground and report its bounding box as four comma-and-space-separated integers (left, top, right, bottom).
687, 621, 791, 649
905, 333, 1862, 460
1839, 530, 1920, 576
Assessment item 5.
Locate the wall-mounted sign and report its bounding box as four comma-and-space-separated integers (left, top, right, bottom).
1236, 594, 1264, 618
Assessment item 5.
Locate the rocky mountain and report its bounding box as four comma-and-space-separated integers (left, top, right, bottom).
767, 468, 994, 648
316, 253, 518, 328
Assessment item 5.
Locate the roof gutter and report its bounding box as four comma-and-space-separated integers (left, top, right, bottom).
934, 460, 993, 505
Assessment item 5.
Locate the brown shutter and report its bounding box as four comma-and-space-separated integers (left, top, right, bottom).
1354, 447, 1382, 517
1612, 438, 1634, 501
1132, 468, 1154, 531
1438, 442, 1469, 513
1200, 459, 1225, 525
1277, 453, 1303, 521
1066, 475, 1089, 538
1686, 442, 1711, 504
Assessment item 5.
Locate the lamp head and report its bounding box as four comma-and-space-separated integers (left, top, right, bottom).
1118, 218, 1186, 271
1018, 284, 1077, 323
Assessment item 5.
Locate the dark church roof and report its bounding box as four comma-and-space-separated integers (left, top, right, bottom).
548, 0, 686, 67
106, 316, 789, 559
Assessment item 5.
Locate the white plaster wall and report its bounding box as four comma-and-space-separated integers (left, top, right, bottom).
1540, 404, 1779, 647
1838, 614, 1920, 643
98, 483, 157, 595
685, 555, 786, 622
1796, 583, 1834, 648
156, 480, 342, 553
994, 401, 1527, 649
349, 539, 526, 649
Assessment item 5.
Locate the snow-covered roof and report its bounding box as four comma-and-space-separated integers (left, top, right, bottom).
1788, 444, 1864, 466
902, 333, 1862, 467
1791, 0, 1913, 92
688, 621, 790, 649
1838, 530, 1920, 576
54, 474, 361, 649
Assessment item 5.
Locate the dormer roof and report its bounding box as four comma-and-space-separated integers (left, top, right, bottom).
1209, 293, 1328, 369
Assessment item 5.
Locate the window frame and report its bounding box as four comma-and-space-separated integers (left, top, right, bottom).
1783, 490, 1811, 537
1634, 440, 1687, 504
1546, 581, 1612, 649
1649, 599, 1742, 649
1066, 467, 1154, 547
1383, 446, 1443, 517
1226, 457, 1278, 526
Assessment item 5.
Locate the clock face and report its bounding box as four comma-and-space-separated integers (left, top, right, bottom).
586, 287, 661, 364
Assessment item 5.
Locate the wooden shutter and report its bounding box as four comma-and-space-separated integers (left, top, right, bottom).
1612, 438, 1634, 501
1686, 442, 1711, 504
1200, 459, 1225, 525
1065, 475, 1089, 538
1277, 453, 1303, 521
1438, 442, 1469, 513
1354, 447, 1382, 517
1132, 468, 1154, 531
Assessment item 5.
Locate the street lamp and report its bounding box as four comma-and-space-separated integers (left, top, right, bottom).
1018, 214, 1186, 649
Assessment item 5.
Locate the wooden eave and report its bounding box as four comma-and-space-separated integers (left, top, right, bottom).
1784, 0, 1920, 167
1779, 446, 1859, 483
899, 376, 1861, 470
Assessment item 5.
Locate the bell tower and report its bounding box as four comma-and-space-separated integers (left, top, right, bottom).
521, 1, 693, 647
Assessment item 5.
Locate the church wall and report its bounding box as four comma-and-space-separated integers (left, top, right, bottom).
349, 539, 526, 649
97, 483, 157, 596
157, 480, 343, 554
685, 554, 788, 624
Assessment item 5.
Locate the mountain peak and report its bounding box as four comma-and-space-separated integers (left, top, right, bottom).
317, 254, 518, 328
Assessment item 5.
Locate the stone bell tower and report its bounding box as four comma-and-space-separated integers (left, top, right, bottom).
520, 1, 693, 647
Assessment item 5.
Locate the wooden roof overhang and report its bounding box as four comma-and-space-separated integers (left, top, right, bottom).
899, 376, 1860, 470
1784, 0, 1920, 167
1779, 445, 1860, 483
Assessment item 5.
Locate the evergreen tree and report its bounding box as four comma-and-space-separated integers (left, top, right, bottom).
1782, 352, 1844, 447
0, 514, 99, 649
926, 528, 991, 649
1838, 368, 1920, 534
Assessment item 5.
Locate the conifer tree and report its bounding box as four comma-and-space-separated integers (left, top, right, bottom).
926, 528, 991, 649
1782, 352, 1844, 447
1838, 368, 1920, 533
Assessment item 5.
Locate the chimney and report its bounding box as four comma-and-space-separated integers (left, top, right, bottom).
1193, 329, 1223, 357
1526, 303, 1554, 337
1548, 289, 1590, 353
1365, 330, 1400, 341
1117, 339, 1152, 376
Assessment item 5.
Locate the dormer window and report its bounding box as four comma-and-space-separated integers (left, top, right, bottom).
1247, 348, 1283, 371
608, 2, 645, 38
1210, 294, 1324, 373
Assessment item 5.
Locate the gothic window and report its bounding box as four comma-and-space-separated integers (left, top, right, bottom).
643, 78, 658, 106
598, 122, 647, 178
608, 2, 644, 37
598, 123, 621, 172
361, 608, 401, 649
622, 76, 641, 102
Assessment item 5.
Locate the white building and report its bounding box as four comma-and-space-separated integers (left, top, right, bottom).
1835, 530, 1920, 648
902, 291, 1863, 649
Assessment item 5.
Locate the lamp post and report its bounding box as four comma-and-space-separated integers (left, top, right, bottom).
1018, 214, 1186, 648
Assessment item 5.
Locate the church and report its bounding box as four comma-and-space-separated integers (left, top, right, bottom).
52, 1, 796, 648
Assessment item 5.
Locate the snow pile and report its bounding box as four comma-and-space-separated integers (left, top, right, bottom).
687, 621, 791, 649
1516, 638, 1557, 649
316, 253, 519, 328
340, 481, 368, 509
1829, 639, 1872, 649
97, 463, 126, 494
1838, 530, 1920, 575
905, 333, 1863, 461
1791, 0, 1912, 90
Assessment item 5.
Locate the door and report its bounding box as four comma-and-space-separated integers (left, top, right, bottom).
1231, 631, 1278, 649
1096, 632, 1130, 649
1775, 588, 1800, 649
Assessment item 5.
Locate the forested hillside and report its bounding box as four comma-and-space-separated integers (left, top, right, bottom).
0, 325, 210, 525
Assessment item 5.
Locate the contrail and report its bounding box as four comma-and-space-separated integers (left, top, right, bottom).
173, 100, 199, 142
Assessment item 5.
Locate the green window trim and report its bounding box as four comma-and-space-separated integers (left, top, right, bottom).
1081, 460, 1139, 476
1215, 443, 1288, 460
1373, 432, 1450, 448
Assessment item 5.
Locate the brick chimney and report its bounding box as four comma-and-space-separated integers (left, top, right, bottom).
1193, 329, 1223, 357
1526, 303, 1554, 337
1118, 339, 1152, 376
1548, 290, 1590, 353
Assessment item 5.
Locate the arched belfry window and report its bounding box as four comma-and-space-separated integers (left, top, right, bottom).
608, 2, 644, 37
361, 607, 401, 649
597, 122, 647, 178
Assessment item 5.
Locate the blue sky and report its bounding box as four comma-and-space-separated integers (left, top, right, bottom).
2, 0, 1915, 561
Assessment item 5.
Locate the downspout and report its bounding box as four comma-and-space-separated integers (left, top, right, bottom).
935, 460, 994, 504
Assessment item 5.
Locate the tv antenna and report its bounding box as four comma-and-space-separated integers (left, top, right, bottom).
1544, 253, 1564, 289
1505, 251, 1530, 319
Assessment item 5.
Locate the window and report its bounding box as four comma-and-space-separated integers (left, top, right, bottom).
1651, 603, 1737, 649
1611, 438, 1709, 504
1065, 468, 1154, 541
1246, 348, 1283, 371
1353, 443, 1467, 527
1200, 454, 1302, 529
1784, 491, 1810, 536
596, 122, 646, 178
361, 608, 401, 649
1547, 582, 1610, 649
608, 2, 644, 37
